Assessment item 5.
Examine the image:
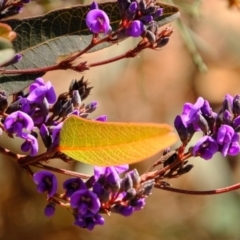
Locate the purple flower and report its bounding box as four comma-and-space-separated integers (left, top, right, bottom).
181, 97, 204, 130
86, 6, 111, 34
19, 132, 38, 156
74, 213, 104, 230
70, 189, 100, 215
4, 111, 34, 135
217, 125, 239, 156
27, 78, 57, 104
126, 20, 144, 37
193, 136, 218, 160
216, 125, 234, 145
33, 170, 58, 198
63, 178, 87, 198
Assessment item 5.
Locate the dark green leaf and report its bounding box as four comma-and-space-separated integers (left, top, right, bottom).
0, 1, 179, 95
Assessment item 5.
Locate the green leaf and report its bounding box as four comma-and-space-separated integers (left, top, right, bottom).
59, 115, 178, 166
0, 37, 15, 66
0, 1, 179, 95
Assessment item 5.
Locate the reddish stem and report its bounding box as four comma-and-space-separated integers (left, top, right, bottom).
155, 183, 240, 195
32, 163, 90, 179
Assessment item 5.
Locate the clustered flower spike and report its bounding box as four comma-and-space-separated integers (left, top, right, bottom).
175, 95, 240, 160
31, 164, 152, 230
85, 0, 167, 44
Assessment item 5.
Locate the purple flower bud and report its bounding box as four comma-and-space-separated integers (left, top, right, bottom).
86, 9, 111, 34
40, 124, 52, 148
19, 132, 38, 156
4, 111, 34, 135
201, 100, 217, 118
63, 178, 87, 198
141, 15, 153, 24
128, 2, 138, 13
120, 173, 133, 192
51, 122, 63, 148
128, 169, 140, 188
90, 1, 99, 10
70, 189, 100, 215
112, 205, 134, 216
95, 115, 107, 122
233, 116, 240, 131
72, 90, 81, 107
174, 115, 194, 143
193, 136, 218, 160
44, 202, 55, 217
138, 179, 154, 196
222, 94, 233, 113
130, 198, 145, 211
126, 20, 144, 37
227, 133, 240, 156
233, 95, 240, 115
194, 113, 209, 134
33, 171, 58, 198
223, 110, 233, 124
86, 100, 98, 113
153, 8, 163, 18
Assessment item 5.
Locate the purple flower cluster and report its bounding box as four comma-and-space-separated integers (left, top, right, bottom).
33, 165, 152, 230
2, 77, 96, 156
85, 0, 164, 41
174, 95, 240, 160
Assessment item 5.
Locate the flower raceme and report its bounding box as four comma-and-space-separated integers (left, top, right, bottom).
174, 95, 240, 160
85, 0, 164, 40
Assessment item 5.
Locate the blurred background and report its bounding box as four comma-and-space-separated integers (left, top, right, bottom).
1, 0, 240, 239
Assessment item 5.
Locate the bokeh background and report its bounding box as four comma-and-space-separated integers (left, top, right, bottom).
1, 0, 240, 239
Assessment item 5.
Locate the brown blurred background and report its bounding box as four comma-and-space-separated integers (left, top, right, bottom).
1, 0, 240, 239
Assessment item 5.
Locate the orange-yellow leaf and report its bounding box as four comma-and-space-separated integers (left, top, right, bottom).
59, 115, 178, 166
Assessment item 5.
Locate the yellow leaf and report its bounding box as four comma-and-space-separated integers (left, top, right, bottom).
59, 116, 178, 166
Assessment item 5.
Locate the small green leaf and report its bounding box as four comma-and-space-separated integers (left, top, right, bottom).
0, 1, 179, 95
59, 115, 178, 166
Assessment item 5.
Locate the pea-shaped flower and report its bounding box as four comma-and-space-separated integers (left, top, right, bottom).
33, 170, 58, 198
86, 3, 111, 34
193, 136, 218, 160
4, 111, 34, 135
70, 189, 100, 215
20, 132, 39, 156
